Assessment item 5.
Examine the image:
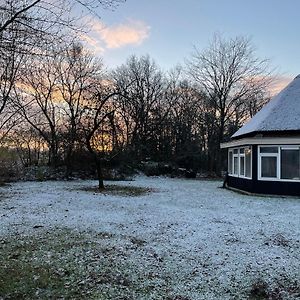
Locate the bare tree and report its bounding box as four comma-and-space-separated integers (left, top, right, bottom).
52, 44, 104, 176
0, 1, 66, 148
0, 3, 32, 142
187, 34, 273, 172
113, 55, 165, 160
150, 66, 184, 160
0, 0, 125, 34
81, 84, 118, 189
14, 49, 62, 166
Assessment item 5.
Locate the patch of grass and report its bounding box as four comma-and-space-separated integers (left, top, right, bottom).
81, 184, 154, 197
249, 279, 269, 299
0, 185, 10, 202
0, 229, 158, 299
249, 276, 300, 300
0, 230, 91, 299
0, 229, 190, 300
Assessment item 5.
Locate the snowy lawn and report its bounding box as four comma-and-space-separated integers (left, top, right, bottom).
0, 177, 299, 299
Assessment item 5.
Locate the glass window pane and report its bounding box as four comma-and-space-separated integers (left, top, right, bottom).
245, 148, 251, 177
233, 149, 238, 154
228, 151, 233, 174
239, 148, 245, 154
233, 156, 238, 175
281, 149, 300, 179
240, 156, 245, 175
261, 157, 277, 178
260, 147, 278, 153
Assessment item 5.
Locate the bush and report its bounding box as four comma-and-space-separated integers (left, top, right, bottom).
0, 147, 22, 182
140, 161, 174, 176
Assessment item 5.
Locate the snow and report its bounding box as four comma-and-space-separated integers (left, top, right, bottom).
232, 75, 300, 138
0, 177, 299, 298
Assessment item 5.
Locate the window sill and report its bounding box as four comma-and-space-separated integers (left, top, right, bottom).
258, 177, 300, 183
229, 174, 252, 180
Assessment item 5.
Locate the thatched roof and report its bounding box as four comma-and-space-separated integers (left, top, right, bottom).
232, 75, 300, 138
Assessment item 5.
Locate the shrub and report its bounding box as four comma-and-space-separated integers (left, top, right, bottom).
0, 147, 22, 182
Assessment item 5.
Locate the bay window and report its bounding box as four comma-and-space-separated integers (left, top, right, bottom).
228, 146, 252, 179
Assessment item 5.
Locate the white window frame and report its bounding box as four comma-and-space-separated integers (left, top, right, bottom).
228, 146, 252, 179
239, 148, 245, 177
244, 147, 252, 179
258, 146, 280, 181
258, 145, 300, 182
280, 146, 300, 181
233, 149, 239, 175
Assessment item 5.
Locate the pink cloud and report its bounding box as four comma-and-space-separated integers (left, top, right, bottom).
78, 33, 105, 54
99, 20, 150, 48
81, 18, 150, 53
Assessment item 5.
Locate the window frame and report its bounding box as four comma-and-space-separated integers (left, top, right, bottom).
258, 145, 300, 182
228, 146, 252, 179
258, 146, 280, 181
233, 149, 239, 175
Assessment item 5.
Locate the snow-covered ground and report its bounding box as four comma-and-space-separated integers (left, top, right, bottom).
0, 177, 299, 299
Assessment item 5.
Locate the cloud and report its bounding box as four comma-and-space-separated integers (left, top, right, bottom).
96, 19, 150, 49
78, 33, 105, 54
80, 18, 150, 54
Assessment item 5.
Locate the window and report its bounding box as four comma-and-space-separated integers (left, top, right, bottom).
240, 156, 245, 175
228, 146, 252, 179
239, 148, 245, 176
233, 151, 239, 175
261, 156, 277, 178
258, 145, 300, 181
281, 148, 300, 180
228, 151, 233, 174
245, 148, 252, 178
260, 147, 278, 153
259, 146, 279, 179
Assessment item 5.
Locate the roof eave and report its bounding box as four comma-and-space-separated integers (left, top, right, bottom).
221, 135, 300, 149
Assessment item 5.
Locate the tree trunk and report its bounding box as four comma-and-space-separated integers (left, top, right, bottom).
65, 148, 73, 179
49, 144, 59, 167
86, 137, 105, 190
95, 157, 104, 190
216, 117, 225, 176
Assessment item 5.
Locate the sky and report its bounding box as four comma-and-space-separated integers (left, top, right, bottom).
80, 0, 300, 86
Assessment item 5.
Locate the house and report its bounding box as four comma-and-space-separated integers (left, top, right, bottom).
221, 75, 300, 196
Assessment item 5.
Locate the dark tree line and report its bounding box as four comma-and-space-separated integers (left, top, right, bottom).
0, 1, 273, 186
